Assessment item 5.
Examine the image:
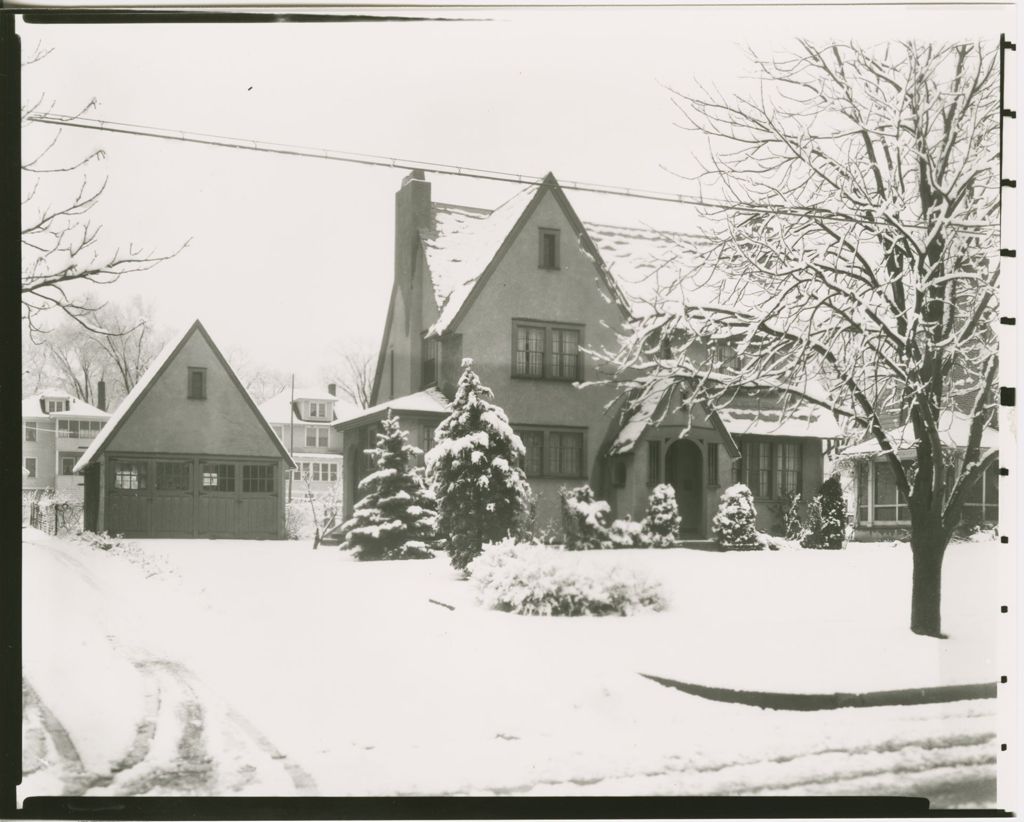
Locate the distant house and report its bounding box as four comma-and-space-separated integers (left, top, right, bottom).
76, 320, 295, 539
839, 411, 999, 539
337, 170, 841, 536
22, 388, 111, 499
258, 386, 355, 498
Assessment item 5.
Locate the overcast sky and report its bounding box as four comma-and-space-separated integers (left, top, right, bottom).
19, 6, 1012, 387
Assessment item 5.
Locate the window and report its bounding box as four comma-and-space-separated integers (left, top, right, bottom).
521, 430, 545, 477
61, 457, 75, 476
422, 337, 440, 387
739, 439, 801, 499
187, 367, 207, 399
775, 442, 801, 496
647, 441, 661, 486
611, 459, 627, 488
242, 464, 274, 493
25, 422, 36, 442
305, 426, 329, 448
308, 401, 328, 419
113, 461, 147, 491
742, 441, 772, 498
707, 442, 720, 486
421, 424, 436, 456
46, 399, 68, 413
547, 431, 584, 478
25, 458, 36, 478
57, 419, 81, 438
512, 321, 583, 381
156, 461, 191, 491
539, 228, 560, 269
873, 460, 910, 522
201, 463, 235, 492
961, 461, 999, 523
857, 463, 870, 523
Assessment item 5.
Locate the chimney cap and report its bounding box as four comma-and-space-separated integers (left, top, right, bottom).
403, 169, 426, 184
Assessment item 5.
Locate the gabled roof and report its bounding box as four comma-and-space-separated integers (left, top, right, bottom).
334, 387, 449, 432
75, 320, 295, 473
841, 410, 999, 457
257, 388, 357, 426
21, 392, 109, 420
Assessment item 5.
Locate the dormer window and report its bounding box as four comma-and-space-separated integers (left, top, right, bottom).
187, 367, 207, 399
46, 399, 68, 413
539, 228, 560, 270
308, 401, 328, 420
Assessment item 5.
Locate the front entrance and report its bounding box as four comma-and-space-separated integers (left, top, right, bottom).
664, 439, 703, 536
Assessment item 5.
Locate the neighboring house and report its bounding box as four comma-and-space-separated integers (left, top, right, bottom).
839, 411, 999, 540
75, 320, 295, 539
258, 386, 355, 499
22, 388, 110, 499
336, 170, 841, 536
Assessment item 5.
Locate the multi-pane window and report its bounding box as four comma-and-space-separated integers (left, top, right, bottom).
63, 419, 103, 439
647, 441, 661, 486
547, 431, 584, 478
156, 461, 192, 492
187, 367, 207, 399
299, 462, 339, 483
742, 441, 772, 498
25, 458, 36, 478
707, 442, 720, 486
242, 464, 274, 493
61, 457, 75, 476
520, 430, 545, 476
961, 461, 999, 523
740, 439, 801, 499
775, 442, 801, 496
422, 338, 440, 387
539, 228, 560, 269
113, 461, 147, 491
25, 422, 36, 442
201, 463, 235, 492
308, 401, 328, 419
421, 424, 436, 456
46, 399, 68, 413
513, 322, 583, 381
873, 461, 910, 522
857, 463, 871, 523
305, 426, 329, 448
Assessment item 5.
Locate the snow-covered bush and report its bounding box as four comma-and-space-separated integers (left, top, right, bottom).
427, 360, 533, 572
339, 411, 437, 561
802, 476, 848, 550
76, 531, 175, 580
642, 484, 681, 546
782, 491, 803, 540
285, 501, 317, 539
77, 530, 128, 552
560, 485, 610, 550
607, 517, 652, 548
711, 484, 760, 550
467, 539, 666, 616
756, 532, 799, 551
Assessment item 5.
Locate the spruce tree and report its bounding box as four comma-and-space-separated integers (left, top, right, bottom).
642, 483, 682, 546
801, 475, 848, 550
426, 359, 533, 571
339, 411, 437, 561
711, 483, 760, 550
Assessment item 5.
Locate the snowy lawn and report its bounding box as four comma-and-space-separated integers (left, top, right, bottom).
21, 530, 1006, 803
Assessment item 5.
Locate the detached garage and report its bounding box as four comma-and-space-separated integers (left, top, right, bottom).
76, 319, 296, 539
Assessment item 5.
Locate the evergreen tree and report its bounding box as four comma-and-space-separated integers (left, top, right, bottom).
642, 484, 682, 546
560, 484, 611, 550
711, 483, 760, 550
782, 491, 803, 541
339, 411, 437, 561
426, 359, 533, 571
801, 475, 848, 550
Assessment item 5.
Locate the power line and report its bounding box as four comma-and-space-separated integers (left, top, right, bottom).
26, 111, 999, 232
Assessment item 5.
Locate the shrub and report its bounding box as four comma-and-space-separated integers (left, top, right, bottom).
560, 485, 611, 550
711, 484, 760, 550
286, 501, 317, 540
782, 491, 803, 540
467, 539, 667, 616
607, 517, 652, 548
756, 532, 799, 551
802, 475, 848, 550
642, 484, 681, 546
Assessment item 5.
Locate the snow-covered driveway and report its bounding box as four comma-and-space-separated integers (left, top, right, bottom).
20, 530, 1006, 805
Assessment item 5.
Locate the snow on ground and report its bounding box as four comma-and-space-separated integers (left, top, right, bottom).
20, 530, 1006, 804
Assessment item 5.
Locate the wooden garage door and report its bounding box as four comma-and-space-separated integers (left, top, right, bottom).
108, 457, 279, 539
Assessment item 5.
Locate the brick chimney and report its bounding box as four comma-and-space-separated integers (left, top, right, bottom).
392, 169, 433, 398
97, 380, 106, 412
327, 383, 336, 397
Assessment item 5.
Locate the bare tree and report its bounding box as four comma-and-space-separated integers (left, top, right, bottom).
327, 349, 375, 408
223, 346, 289, 405
42, 320, 104, 403
599, 41, 1000, 637
90, 298, 166, 401
20, 44, 188, 337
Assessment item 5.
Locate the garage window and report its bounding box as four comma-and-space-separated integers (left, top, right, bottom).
113, 461, 147, 490
201, 463, 236, 492
242, 464, 275, 493
156, 461, 192, 491
187, 367, 207, 399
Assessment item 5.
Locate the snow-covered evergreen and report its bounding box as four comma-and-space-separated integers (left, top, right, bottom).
711, 483, 760, 550
802, 476, 848, 550
338, 411, 437, 561
642, 484, 682, 546
782, 491, 803, 541
560, 485, 611, 550
426, 359, 533, 571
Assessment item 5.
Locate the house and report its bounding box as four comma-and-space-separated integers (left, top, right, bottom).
257, 386, 354, 498
22, 388, 111, 499
75, 320, 296, 539
337, 170, 841, 537
839, 411, 999, 539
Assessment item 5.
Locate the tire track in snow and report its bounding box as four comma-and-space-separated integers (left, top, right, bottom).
21, 681, 97, 795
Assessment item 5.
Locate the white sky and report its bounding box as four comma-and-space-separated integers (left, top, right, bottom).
19, 6, 1015, 385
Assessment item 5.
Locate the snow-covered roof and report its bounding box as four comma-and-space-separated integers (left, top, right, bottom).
22, 392, 110, 420
257, 388, 357, 426
334, 387, 449, 429
841, 410, 1000, 458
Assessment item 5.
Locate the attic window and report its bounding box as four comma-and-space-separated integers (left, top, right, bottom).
539, 228, 560, 270
308, 401, 328, 419
187, 367, 207, 400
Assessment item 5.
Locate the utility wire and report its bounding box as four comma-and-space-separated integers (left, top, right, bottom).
27, 111, 998, 232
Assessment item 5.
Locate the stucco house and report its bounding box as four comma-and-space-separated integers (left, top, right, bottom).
76, 320, 295, 539
22, 388, 110, 499
258, 386, 354, 499
337, 171, 841, 537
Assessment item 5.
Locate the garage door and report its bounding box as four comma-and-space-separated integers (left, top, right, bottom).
107, 457, 279, 538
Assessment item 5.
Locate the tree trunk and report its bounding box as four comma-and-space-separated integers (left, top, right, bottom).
909, 525, 949, 637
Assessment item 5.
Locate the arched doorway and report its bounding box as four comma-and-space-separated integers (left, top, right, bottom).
664, 439, 703, 537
